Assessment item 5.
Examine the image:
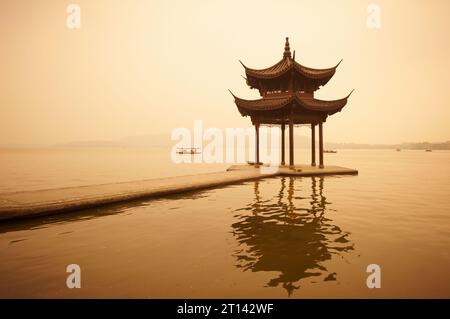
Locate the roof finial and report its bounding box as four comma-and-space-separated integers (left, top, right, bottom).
283, 37, 291, 59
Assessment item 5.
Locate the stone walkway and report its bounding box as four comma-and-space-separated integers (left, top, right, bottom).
0, 164, 357, 221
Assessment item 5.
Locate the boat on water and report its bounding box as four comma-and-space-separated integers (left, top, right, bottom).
324, 150, 337, 153
247, 161, 263, 165
396, 148, 401, 151
176, 147, 201, 154
425, 149, 432, 152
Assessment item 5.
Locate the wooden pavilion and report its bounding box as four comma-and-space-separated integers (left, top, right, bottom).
230, 37, 353, 169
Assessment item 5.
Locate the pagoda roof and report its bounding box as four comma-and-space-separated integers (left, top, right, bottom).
230, 91, 354, 116
240, 37, 342, 90
240, 57, 341, 81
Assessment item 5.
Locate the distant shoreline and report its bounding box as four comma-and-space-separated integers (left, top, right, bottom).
324, 141, 450, 150
51, 138, 450, 151
1, 139, 449, 151
1, 146, 449, 152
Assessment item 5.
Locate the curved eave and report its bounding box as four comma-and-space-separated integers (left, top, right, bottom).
240, 58, 340, 81
233, 91, 353, 116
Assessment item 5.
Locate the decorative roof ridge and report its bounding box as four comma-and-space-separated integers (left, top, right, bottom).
294, 58, 342, 73
238, 58, 287, 73
239, 57, 341, 74
227, 89, 237, 99
230, 90, 353, 102
294, 89, 354, 103
230, 93, 291, 103
240, 58, 340, 82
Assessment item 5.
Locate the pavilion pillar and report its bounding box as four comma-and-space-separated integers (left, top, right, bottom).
289, 119, 294, 168
311, 124, 316, 167
255, 123, 260, 168
281, 124, 286, 166
319, 122, 324, 168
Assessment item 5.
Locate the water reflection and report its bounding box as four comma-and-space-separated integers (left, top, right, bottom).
0, 189, 211, 235
231, 177, 354, 295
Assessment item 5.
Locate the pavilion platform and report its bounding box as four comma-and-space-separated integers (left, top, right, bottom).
227, 164, 358, 176
0, 164, 357, 221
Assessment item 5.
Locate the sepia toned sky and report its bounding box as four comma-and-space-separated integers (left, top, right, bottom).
1, 0, 449, 145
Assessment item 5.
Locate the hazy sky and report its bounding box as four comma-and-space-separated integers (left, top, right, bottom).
1, 0, 449, 145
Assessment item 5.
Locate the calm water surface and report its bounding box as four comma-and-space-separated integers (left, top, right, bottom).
0, 148, 449, 297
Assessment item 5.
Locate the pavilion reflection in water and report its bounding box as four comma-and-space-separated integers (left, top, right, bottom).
231, 177, 354, 295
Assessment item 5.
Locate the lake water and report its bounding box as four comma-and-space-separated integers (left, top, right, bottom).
0, 147, 449, 298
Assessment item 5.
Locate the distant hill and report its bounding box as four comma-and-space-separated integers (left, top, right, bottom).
54, 133, 171, 148
399, 141, 450, 150
326, 141, 450, 150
